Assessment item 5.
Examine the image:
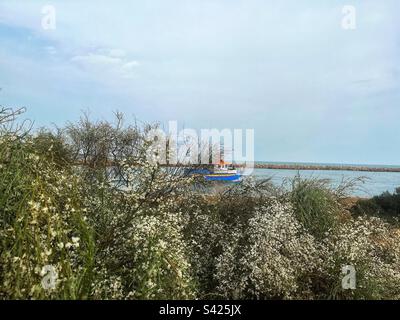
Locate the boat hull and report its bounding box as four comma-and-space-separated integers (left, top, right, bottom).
204, 174, 241, 182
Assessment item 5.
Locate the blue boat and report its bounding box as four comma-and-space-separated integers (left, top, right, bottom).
204, 173, 241, 182
196, 161, 242, 182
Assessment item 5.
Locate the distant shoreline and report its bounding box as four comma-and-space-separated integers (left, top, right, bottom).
169, 162, 400, 173
251, 163, 400, 173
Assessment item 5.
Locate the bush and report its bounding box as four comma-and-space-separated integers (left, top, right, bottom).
215, 199, 319, 299
323, 216, 400, 299
1, 108, 400, 300
0, 136, 95, 299
353, 188, 400, 219
289, 176, 341, 239
0, 110, 196, 299
84, 174, 196, 299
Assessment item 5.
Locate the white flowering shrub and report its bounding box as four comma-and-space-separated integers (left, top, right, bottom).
76, 157, 197, 299
322, 216, 400, 299
0, 115, 196, 299
81, 180, 196, 299
0, 138, 95, 299
215, 199, 319, 299
1, 109, 400, 300
89, 208, 195, 300
184, 202, 224, 298
191, 179, 400, 300
124, 212, 194, 299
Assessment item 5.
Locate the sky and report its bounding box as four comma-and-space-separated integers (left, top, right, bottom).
0, 0, 399, 164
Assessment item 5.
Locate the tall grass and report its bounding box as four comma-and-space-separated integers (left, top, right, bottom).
289, 176, 340, 239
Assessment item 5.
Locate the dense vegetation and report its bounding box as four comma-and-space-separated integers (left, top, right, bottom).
352, 188, 400, 220
1, 107, 400, 300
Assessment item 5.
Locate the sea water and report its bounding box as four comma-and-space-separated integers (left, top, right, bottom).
250, 163, 400, 197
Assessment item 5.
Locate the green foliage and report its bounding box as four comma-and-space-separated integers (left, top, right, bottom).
32, 130, 72, 168
1, 108, 400, 300
289, 176, 341, 239
353, 188, 400, 220
0, 137, 95, 299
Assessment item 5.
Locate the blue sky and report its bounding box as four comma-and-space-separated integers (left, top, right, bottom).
0, 0, 399, 164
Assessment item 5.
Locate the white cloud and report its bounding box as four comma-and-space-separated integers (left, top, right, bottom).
45, 46, 57, 55
123, 60, 140, 69
71, 53, 122, 67
70, 50, 140, 79
108, 48, 126, 58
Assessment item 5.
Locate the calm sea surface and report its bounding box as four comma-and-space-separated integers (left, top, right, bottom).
250, 163, 400, 197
